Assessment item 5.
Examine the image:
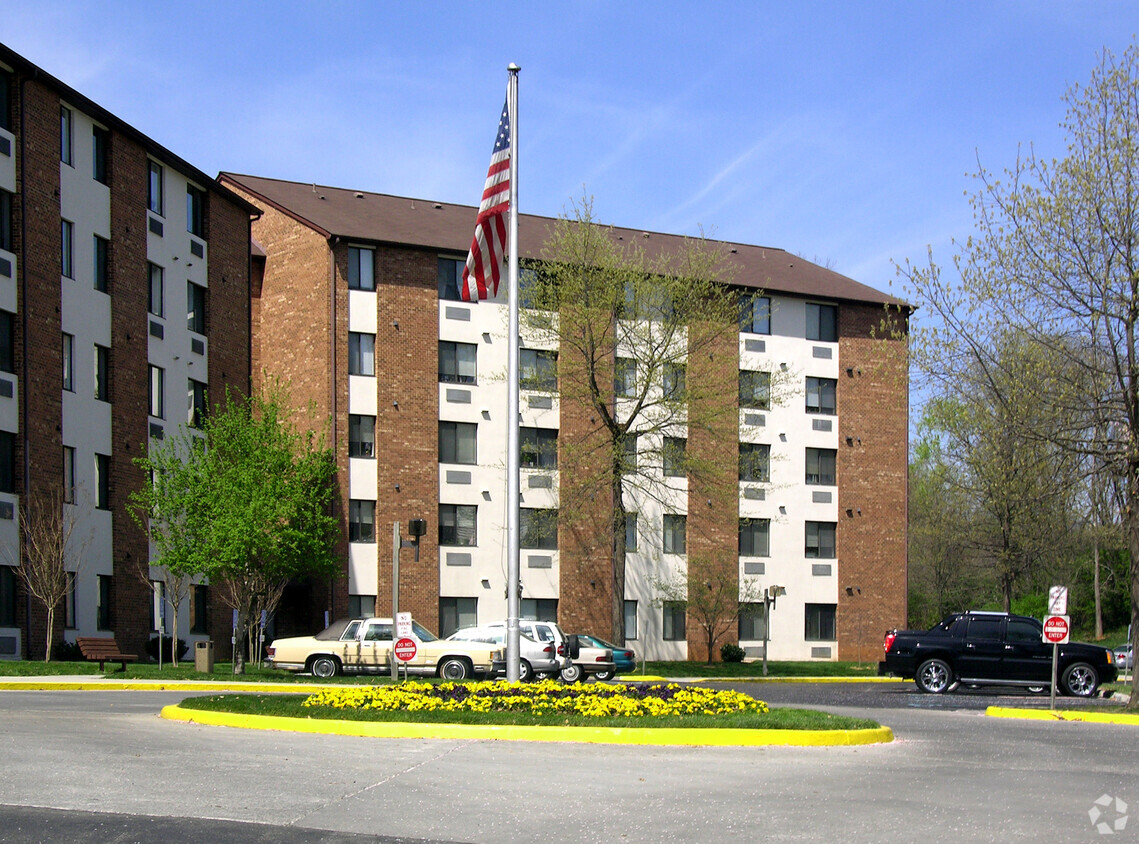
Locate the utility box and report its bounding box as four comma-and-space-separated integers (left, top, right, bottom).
194, 640, 214, 672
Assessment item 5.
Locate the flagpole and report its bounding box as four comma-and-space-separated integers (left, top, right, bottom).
505, 63, 521, 683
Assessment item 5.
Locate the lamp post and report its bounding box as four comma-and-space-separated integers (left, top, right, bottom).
762, 585, 785, 677
392, 518, 427, 681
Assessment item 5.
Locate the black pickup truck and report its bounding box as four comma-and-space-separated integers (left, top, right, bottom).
879, 611, 1117, 697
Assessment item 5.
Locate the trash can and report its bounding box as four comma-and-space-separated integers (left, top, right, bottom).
194, 640, 214, 672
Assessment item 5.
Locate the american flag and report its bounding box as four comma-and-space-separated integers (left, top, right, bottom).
461, 100, 512, 301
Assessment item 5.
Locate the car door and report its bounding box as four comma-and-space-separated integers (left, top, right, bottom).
338, 620, 365, 669
361, 621, 393, 671
1002, 617, 1051, 682
956, 616, 1006, 680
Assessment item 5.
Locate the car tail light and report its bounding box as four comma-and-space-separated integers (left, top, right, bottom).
557, 643, 565, 656
883, 632, 896, 654
266, 646, 275, 657
542, 645, 554, 655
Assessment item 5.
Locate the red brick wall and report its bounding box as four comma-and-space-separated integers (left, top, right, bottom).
373, 245, 439, 630
836, 302, 909, 660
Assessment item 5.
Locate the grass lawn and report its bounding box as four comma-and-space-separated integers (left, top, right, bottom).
175, 690, 882, 731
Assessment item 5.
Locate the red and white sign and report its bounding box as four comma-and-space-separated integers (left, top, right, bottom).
396, 612, 413, 637
1042, 615, 1070, 645
394, 637, 417, 662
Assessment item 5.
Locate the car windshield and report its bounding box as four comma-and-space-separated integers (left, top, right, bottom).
412, 621, 438, 642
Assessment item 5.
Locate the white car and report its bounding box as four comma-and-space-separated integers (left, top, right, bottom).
1115, 643, 1133, 671
485, 619, 614, 682
447, 626, 562, 681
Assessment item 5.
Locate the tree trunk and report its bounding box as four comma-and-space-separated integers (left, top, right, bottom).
43, 607, 54, 663
610, 470, 627, 646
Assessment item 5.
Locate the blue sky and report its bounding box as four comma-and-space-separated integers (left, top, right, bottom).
4, 2, 1138, 303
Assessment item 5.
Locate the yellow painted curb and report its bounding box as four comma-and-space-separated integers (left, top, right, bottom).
0, 681, 317, 693
986, 706, 1139, 726
160, 704, 893, 746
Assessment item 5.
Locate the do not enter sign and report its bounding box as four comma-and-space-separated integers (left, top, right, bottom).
1043, 615, 1070, 645
394, 637, 417, 662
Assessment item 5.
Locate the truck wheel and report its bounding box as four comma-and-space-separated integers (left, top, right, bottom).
915, 658, 953, 694
310, 656, 340, 678
518, 659, 534, 682
439, 657, 471, 681
559, 663, 583, 683
1062, 662, 1099, 697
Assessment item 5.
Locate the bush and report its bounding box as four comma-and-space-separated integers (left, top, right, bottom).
53, 640, 84, 661
145, 635, 188, 662
720, 643, 745, 663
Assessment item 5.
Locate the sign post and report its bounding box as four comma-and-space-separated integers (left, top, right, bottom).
1043, 614, 1070, 709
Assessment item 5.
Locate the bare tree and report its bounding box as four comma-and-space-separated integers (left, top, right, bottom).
3, 490, 91, 661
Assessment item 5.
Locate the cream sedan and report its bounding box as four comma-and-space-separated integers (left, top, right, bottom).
266, 617, 504, 680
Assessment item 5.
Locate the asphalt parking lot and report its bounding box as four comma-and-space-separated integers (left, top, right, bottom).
0, 680, 1135, 843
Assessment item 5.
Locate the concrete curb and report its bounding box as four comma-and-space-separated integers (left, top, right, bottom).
160, 703, 895, 747
985, 706, 1139, 726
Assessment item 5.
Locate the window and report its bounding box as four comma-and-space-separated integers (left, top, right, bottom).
615, 357, 637, 398
663, 363, 686, 401
520, 348, 557, 390
739, 518, 770, 557
1, 566, 18, 627
60, 105, 73, 165
348, 414, 375, 457
94, 345, 109, 402
663, 601, 686, 641
97, 574, 112, 629
739, 603, 767, 641
348, 499, 376, 543
437, 257, 465, 301
439, 421, 477, 465
95, 453, 110, 510
805, 377, 837, 415
805, 521, 837, 559
740, 293, 771, 334
625, 512, 638, 552
439, 504, 477, 546
148, 365, 164, 418
663, 514, 686, 554
347, 247, 374, 290
1006, 618, 1041, 644
147, 161, 164, 215
622, 281, 673, 321
805, 603, 837, 641
148, 263, 164, 317
805, 448, 836, 485
92, 125, 109, 185
0, 310, 13, 373
967, 616, 1004, 642
61, 219, 73, 278
150, 580, 166, 632
63, 446, 76, 503
624, 600, 638, 640
663, 437, 686, 478
806, 303, 838, 342
187, 282, 206, 335
348, 332, 375, 376
186, 184, 205, 238
739, 370, 770, 409
621, 433, 638, 473
63, 572, 76, 629
0, 431, 14, 494
739, 442, 770, 483
439, 341, 477, 384
0, 190, 10, 252
520, 427, 557, 469
93, 235, 109, 293
439, 597, 478, 638
188, 379, 207, 428
520, 507, 558, 550
191, 584, 208, 634
348, 594, 376, 619
521, 597, 558, 622
62, 334, 74, 391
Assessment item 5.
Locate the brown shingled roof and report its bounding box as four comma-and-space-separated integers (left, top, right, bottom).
219, 172, 906, 307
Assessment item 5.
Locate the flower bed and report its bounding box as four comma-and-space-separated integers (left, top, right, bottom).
303, 679, 769, 718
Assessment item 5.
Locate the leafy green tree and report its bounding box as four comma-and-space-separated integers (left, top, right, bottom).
521, 195, 752, 644
130, 387, 339, 673
900, 43, 1139, 703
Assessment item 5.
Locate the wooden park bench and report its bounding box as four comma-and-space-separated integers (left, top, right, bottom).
77, 637, 137, 673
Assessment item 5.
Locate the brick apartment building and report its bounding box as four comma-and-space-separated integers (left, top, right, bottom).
221, 172, 909, 661
0, 45, 256, 660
